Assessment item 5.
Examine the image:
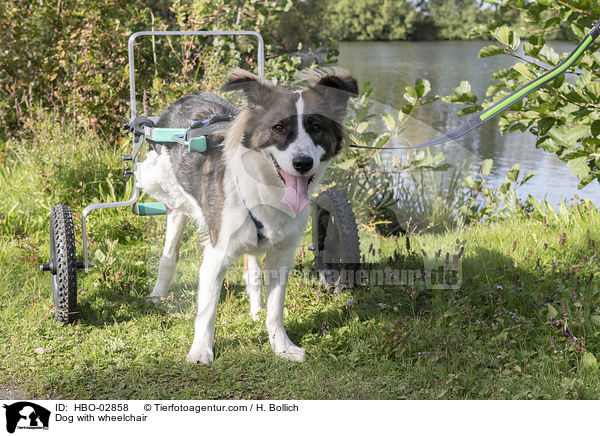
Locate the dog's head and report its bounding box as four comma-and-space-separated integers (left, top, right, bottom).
222, 67, 358, 215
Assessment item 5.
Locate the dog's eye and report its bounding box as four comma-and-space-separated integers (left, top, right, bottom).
272, 124, 286, 134
309, 122, 321, 133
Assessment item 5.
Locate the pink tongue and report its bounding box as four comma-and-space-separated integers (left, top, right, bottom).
280, 171, 311, 215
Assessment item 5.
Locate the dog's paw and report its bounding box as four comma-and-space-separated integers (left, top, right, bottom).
145, 295, 162, 304
186, 347, 214, 365
275, 345, 306, 362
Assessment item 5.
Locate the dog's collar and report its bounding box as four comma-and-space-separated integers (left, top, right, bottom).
234, 176, 264, 241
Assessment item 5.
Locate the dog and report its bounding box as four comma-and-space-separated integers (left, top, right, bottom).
135, 67, 358, 364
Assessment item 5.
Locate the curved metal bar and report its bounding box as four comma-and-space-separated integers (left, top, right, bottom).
80, 135, 144, 273
128, 30, 265, 120
81, 185, 140, 273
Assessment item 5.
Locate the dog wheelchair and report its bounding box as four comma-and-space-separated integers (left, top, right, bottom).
40, 31, 360, 323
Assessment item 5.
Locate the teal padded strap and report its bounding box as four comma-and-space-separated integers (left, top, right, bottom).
133, 202, 167, 216
144, 127, 186, 143
188, 136, 207, 153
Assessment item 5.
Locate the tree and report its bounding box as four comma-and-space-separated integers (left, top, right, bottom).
326, 0, 420, 41
267, 0, 329, 51
417, 0, 494, 40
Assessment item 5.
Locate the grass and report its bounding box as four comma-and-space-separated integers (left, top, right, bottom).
2, 115, 600, 399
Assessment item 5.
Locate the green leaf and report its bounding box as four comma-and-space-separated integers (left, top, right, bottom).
443, 81, 478, 104
537, 118, 556, 136
401, 104, 416, 116
509, 33, 521, 52
486, 84, 505, 98
520, 171, 535, 185
582, 352, 598, 370
94, 249, 106, 264
381, 113, 395, 131
570, 23, 586, 40
552, 74, 565, 89
564, 90, 588, 105
421, 96, 440, 105
567, 157, 590, 180
528, 33, 546, 46
374, 134, 390, 148
576, 70, 593, 91
478, 45, 505, 58
524, 42, 542, 58
513, 62, 536, 80
585, 82, 600, 100
457, 80, 471, 94
491, 25, 511, 46
335, 158, 356, 170
457, 105, 483, 116
504, 163, 521, 184
481, 159, 493, 176
591, 315, 600, 327
543, 16, 561, 29
592, 120, 600, 138
539, 44, 560, 65
415, 78, 431, 99
355, 121, 370, 134
404, 86, 418, 104
549, 124, 590, 146
463, 175, 475, 189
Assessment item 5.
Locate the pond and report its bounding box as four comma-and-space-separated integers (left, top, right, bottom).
337, 40, 600, 206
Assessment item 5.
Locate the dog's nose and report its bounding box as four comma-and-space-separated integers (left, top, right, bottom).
292, 155, 313, 174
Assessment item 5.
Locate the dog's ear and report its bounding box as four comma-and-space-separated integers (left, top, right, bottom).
221, 68, 275, 110
313, 68, 359, 98
299, 67, 358, 109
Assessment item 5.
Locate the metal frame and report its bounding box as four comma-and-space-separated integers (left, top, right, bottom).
81, 30, 265, 272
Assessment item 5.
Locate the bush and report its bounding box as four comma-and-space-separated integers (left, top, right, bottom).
0, 0, 154, 138
0, 0, 299, 140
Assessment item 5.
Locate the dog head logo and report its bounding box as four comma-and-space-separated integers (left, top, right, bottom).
3, 402, 50, 433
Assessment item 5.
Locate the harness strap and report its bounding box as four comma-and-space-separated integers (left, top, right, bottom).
185, 114, 235, 139
235, 176, 264, 241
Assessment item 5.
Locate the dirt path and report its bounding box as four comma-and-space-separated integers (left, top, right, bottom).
0, 386, 28, 400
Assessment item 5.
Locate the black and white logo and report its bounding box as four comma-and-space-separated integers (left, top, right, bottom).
3, 402, 50, 434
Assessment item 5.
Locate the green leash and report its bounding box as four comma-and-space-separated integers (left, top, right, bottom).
352, 18, 600, 151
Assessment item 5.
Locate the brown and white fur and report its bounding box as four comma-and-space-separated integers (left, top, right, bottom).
135, 68, 358, 364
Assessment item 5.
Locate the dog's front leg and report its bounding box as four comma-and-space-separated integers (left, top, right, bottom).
263, 241, 305, 362
186, 245, 231, 365
148, 211, 188, 302
244, 255, 265, 321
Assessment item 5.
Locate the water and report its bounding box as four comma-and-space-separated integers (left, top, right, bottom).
337, 40, 600, 206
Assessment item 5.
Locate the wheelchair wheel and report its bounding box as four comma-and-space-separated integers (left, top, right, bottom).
312, 189, 360, 291
48, 204, 78, 323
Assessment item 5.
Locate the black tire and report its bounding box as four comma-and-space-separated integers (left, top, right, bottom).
49, 204, 78, 323
312, 189, 361, 291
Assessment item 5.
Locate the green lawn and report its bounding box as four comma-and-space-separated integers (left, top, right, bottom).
2, 120, 600, 399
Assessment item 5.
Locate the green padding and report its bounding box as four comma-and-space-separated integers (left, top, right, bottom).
149, 128, 186, 142
134, 202, 167, 216
188, 136, 207, 153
